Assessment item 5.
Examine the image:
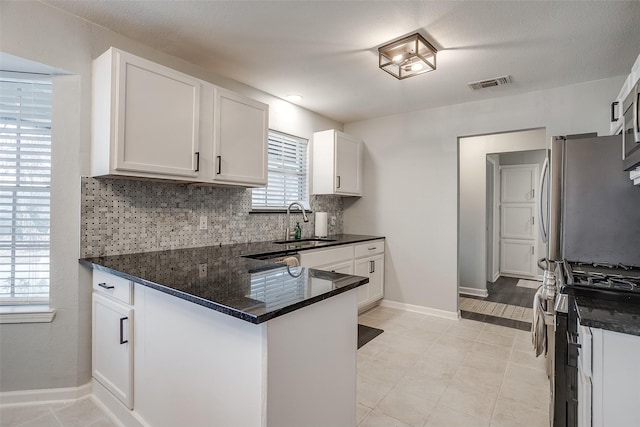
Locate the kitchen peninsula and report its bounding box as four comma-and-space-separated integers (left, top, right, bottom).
80, 235, 382, 427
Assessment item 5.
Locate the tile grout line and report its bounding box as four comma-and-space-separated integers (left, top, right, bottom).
488, 332, 518, 424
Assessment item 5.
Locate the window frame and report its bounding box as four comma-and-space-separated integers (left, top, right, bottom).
0, 73, 53, 306
251, 130, 310, 211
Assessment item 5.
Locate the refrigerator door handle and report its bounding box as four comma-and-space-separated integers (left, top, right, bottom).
538, 157, 549, 244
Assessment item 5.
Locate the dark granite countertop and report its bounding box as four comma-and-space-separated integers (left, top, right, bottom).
80, 234, 383, 324
574, 295, 640, 336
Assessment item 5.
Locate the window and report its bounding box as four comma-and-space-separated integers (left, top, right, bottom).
0, 75, 52, 304
252, 130, 308, 209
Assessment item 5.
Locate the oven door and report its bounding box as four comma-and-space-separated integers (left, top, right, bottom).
553, 292, 579, 427
622, 82, 640, 171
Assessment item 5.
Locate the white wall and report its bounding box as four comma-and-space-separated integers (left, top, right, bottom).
344, 76, 623, 314
0, 0, 342, 393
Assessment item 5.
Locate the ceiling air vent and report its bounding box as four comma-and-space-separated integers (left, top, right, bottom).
467, 75, 512, 91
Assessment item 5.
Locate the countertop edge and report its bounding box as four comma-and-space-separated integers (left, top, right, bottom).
79, 235, 385, 324
574, 297, 640, 337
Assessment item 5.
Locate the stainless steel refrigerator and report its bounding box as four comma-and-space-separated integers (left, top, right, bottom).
538, 133, 640, 427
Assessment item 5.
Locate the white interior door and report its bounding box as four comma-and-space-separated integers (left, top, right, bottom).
499, 164, 538, 278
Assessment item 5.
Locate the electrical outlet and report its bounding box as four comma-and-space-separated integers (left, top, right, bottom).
199, 215, 208, 230
198, 263, 207, 278
331, 216, 337, 226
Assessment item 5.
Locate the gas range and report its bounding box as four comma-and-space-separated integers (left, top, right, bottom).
559, 260, 640, 303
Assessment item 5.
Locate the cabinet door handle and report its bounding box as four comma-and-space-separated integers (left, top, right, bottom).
216, 156, 222, 175
531, 188, 535, 199
531, 246, 535, 255
119, 317, 128, 344
531, 216, 535, 225
369, 260, 375, 274
336, 175, 341, 189
98, 282, 114, 290
195, 152, 200, 172
611, 101, 619, 122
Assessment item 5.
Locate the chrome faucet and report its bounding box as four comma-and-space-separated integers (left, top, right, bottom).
285, 202, 309, 240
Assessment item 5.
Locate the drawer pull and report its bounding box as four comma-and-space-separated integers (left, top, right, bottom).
120, 317, 128, 344
98, 282, 115, 290
368, 247, 376, 250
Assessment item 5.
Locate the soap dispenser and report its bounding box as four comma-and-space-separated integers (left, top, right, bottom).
294, 222, 302, 240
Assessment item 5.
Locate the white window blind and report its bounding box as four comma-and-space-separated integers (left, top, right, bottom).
0, 76, 52, 304
252, 131, 308, 209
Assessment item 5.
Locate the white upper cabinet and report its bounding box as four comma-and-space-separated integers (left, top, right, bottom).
212, 88, 268, 186
311, 130, 363, 196
92, 48, 202, 181
91, 48, 269, 187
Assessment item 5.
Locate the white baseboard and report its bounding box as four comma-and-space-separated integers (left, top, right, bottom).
0, 383, 91, 406
458, 286, 489, 298
492, 271, 500, 282
379, 299, 460, 321
92, 379, 147, 427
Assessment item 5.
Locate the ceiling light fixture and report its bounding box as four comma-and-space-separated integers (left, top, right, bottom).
285, 94, 303, 102
378, 33, 437, 80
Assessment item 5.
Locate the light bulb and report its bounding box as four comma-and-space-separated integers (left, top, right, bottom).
392, 54, 403, 63
411, 63, 424, 72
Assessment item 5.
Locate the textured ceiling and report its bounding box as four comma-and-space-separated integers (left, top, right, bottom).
43, 0, 640, 123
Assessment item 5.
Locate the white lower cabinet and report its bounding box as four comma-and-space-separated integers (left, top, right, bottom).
92, 292, 134, 409
299, 240, 384, 312
354, 240, 384, 311
587, 327, 640, 427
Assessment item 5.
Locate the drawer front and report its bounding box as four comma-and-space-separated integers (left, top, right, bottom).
354, 240, 384, 258
93, 269, 133, 305
299, 245, 354, 268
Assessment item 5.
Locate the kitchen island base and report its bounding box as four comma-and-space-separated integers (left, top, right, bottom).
95, 282, 358, 427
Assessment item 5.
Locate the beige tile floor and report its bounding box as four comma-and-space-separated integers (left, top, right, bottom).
1, 306, 550, 427
357, 306, 551, 427
0, 398, 117, 427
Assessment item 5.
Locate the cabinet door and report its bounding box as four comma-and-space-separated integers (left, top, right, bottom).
368, 254, 385, 301
501, 204, 536, 239
354, 259, 370, 306
114, 50, 200, 178
501, 166, 536, 202
93, 293, 134, 409
335, 132, 362, 195
213, 88, 268, 185
355, 255, 384, 308
500, 239, 536, 276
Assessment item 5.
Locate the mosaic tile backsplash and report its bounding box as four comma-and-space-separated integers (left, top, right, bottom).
80, 177, 344, 257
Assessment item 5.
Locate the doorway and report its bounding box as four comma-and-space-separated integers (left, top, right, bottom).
458, 128, 547, 329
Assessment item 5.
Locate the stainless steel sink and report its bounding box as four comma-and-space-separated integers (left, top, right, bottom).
272, 238, 336, 246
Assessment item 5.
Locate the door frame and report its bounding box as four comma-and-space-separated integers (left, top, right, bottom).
486, 155, 500, 282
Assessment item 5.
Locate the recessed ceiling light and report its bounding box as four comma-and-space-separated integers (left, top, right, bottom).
286, 94, 303, 102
